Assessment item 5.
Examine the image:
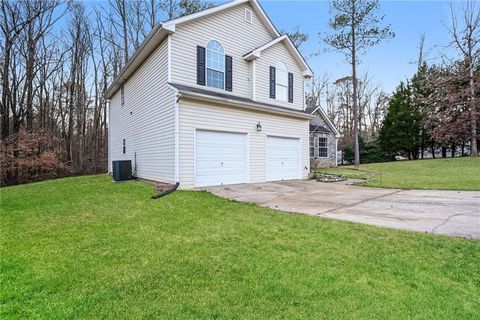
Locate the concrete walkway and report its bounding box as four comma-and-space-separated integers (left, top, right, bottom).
205, 180, 480, 239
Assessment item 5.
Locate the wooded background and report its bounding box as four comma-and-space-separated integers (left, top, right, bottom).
0, 0, 213, 186
1, 0, 478, 186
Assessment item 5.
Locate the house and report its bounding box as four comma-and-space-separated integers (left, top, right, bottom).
106, 0, 315, 189
305, 106, 341, 168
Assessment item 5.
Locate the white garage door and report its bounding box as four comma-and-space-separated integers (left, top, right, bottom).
195, 130, 247, 187
267, 136, 300, 181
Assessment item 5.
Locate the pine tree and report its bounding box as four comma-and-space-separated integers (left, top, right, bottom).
379, 83, 422, 159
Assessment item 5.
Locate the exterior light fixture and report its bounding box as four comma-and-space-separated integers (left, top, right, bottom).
256, 122, 262, 132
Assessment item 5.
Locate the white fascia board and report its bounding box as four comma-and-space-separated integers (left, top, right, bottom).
179, 91, 313, 120
310, 106, 341, 138
161, 0, 249, 26
105, 25, 172, 99
162, 0, 279, 38
243, 35, 314, 79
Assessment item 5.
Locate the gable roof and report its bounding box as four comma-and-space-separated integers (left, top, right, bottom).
105, 0, 308, 99
162, 0, 279, 37
310, 124, 331, 134
243, 34, 313, 78
305, 106, 341, 138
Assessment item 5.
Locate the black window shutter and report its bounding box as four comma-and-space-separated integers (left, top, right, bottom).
288, 72, 294, 103
197, 46, 206, 86
225, 55, 233, 92
269, 66, 276, 99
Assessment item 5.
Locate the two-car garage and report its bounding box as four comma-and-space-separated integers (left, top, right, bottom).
195, 130, 301, 187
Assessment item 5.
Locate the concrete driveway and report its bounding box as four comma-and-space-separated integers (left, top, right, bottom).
205, 180, 480, 239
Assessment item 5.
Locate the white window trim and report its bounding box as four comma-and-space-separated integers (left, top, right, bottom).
309, 136, 315, 158
310, 135, 329, 159
206, 40, 225, 90
317, 136, 328, 158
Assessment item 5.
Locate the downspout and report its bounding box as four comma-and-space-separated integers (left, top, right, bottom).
174, 91, 181, 184
152, 86, 181, 199
107, 99, 111, 174
335, 138, 338, 167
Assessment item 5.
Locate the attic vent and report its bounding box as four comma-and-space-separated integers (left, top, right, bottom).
245, 8, 252, 24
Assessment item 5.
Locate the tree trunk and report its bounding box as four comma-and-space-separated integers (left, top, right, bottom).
451, 143, 455, 157
468, 56, 477, 157
25, 20, 35, 131
441, 146, 447, 158
351, 3, 360, 168
1, 37, 11, 139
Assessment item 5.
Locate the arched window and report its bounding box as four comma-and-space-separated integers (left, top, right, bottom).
275, 61, 288, 101
206, 40, 225, 89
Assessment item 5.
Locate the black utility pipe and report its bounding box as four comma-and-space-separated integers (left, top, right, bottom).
151, 182, 180, 199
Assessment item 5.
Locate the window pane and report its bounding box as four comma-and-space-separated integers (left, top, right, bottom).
275, 61, 288, 101
310, 147, 315, 158
277, 70, 287, 85
276, 85, 287, 101
207, 69, 224, 89
276, 61, 287, 72
318, 137, 327, 148
206, 40, 225, 90
319, 147, 328, 158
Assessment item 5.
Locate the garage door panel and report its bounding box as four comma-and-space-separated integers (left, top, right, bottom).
267, 136, 300, 182
195, 130, 247, 187
196, 160, 246, 170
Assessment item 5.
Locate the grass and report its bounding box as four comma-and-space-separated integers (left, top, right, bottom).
1, 175, 479, 319
315, 157, 480, 191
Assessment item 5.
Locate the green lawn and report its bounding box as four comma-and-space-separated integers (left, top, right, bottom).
316, 157, 480, 190
1, 176, 479, 319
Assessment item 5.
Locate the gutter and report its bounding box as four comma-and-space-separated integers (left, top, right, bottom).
105, 24, 172, 99
179, 91, 314, 120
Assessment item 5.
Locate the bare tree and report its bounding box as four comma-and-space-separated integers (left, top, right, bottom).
305, 73, 329, 108
324, 0, 394, 168
448, 1, 480, 157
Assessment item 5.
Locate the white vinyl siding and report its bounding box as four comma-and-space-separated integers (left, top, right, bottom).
179, 97, 309, 189
256, 41, 304, 110
108, 39, 175, 183
170, 2, 273, 98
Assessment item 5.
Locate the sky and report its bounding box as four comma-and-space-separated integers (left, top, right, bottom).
251, 0, 460, 94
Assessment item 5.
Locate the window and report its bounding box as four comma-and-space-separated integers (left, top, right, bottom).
318, 137, 328, 158
275, 61, 288, 101
121, 85, 125, 107
244, 8, 253, 23
123, 139, 126, 154
309, 136, 315, 158
206, 40, 225, 89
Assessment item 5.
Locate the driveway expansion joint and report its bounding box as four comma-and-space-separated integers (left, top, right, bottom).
315, 189, 404, 216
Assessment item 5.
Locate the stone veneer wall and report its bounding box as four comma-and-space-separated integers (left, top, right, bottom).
310, 112, 337, 169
